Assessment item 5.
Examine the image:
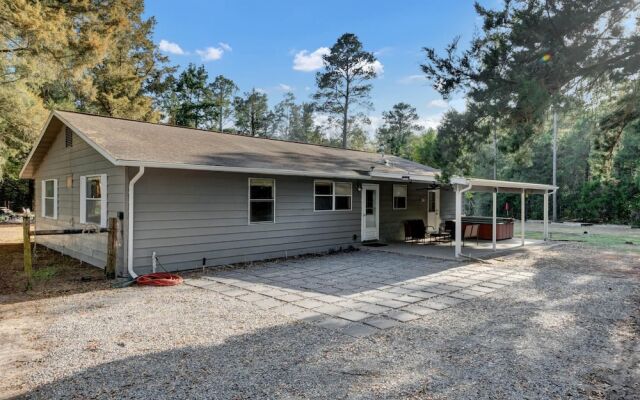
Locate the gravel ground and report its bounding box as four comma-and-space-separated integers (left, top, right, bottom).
3, 242, 639, 399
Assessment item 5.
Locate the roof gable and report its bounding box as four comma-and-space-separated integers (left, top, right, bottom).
19, 113, 118, 179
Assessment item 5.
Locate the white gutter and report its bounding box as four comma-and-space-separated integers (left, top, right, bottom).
110, 160, 440, 183
127, 166, 145, 279
368, 171, 438, 183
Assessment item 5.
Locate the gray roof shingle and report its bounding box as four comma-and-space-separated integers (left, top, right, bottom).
22, 110, 440, 180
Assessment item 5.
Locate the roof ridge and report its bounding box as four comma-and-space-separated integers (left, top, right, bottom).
54, 109, 382, 156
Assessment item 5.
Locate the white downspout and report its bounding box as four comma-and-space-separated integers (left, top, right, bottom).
127, 166, 145, 279
454, 182, 473, 258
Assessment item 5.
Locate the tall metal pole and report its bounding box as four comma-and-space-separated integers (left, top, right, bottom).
493, 130, 497, 180
552, 110, 557, 222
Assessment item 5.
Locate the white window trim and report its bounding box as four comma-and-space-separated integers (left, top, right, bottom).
248, 177, 276, 225
392, 184, 408, 210
313, 180, 353, 212
80, 174, 107, 227
41, 179, 58, 219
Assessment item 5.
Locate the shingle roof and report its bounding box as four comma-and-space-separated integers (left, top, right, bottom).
21, 110, 439, 180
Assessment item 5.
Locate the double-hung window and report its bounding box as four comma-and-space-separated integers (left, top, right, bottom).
393, 184, 407, 210
314, 181, 352, 211
249, 178, 275, 224
80, 174, 107, 227
42, 179, 58, 219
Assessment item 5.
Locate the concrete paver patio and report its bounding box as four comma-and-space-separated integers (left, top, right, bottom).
187, 250, 533, 337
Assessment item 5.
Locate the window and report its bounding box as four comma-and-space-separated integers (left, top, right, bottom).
80, 174, 107, 227
334, 182, 352, 210
428, 191, 436, 212
393, 184, 407, 210
41, 179, 57, 219
314, 181, 352, 211
249, 178, 275, 223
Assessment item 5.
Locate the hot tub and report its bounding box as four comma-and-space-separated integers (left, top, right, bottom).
461, 216, 514, 240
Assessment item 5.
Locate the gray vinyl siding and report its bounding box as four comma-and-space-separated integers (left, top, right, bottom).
440, 188, 456, 220
33, 126, 125, 269
379, 182, 431, 240
129, 168, 446, 274
130, 169, 363, 273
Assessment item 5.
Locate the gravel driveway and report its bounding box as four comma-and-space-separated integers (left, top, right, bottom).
3, 243, 639, 399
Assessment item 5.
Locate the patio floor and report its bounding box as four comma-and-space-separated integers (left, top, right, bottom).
185, 251, 534, 338
369, 238, 545, 261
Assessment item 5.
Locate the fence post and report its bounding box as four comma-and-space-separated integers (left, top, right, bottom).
105, 217, 117, 279
23, 216, 32, 288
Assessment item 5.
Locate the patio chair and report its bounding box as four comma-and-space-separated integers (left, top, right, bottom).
403, 219, 428, 243
462, 224, 480, 247
430, 222, 452, 245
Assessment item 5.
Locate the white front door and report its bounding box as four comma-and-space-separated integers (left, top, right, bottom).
427, 189, 441, 232
361, 184, 379, 241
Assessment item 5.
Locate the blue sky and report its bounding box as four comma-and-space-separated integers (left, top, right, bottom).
144, 1, 494, 134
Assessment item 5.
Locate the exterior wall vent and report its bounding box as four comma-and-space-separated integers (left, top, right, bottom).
65, 127, 73, 148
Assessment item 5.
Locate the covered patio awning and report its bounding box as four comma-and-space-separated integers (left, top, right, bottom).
450, 177, 558, 258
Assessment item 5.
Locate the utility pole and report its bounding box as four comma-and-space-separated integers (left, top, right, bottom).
493, 130, 497, 180
552, 109, 557, 221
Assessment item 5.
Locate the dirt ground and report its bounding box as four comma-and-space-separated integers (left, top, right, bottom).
1, 223, 639, 399
0, 225, 110, 301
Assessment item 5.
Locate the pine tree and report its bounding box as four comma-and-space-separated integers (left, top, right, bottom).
313, 33, 378, 148
172, 64, 215, 129
210, 75, 238, 132
233, 89, 270, 137
376, 103, 422, 157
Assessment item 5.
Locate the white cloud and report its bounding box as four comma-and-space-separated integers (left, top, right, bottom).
398, 74, 427, 84
218, 42, 232, 52
278, 83, 293, 92
159, 40, 185, 55
293, 46, 384, 76
419, 115, 442, 130
255, 88, 267, 94
293, 47, 330, 71
160, 40, 232, 62
362, 60, 384, 76
427, 99, 449, 108
374, 47, 393, 56
367, 115, 384, 137
196, 47, 224, 61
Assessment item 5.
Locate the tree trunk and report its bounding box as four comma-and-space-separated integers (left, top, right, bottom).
342, 79, 350, 149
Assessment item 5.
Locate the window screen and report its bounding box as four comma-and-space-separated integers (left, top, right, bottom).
393, 184, 407, 210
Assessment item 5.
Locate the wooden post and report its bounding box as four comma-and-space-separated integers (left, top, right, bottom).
23, 216, 32, 288
105, 217, 117, 279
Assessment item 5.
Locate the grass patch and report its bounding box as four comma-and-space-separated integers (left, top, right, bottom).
32, 265, 58, 281
526, 230, 640, 253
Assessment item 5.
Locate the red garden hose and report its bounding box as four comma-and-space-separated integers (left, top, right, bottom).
135, 272, 183, 286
